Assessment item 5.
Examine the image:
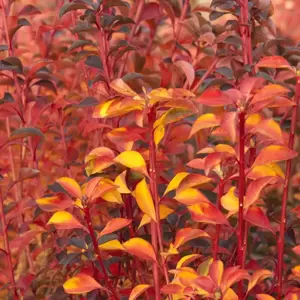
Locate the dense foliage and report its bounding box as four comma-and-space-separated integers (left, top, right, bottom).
1, 0, 300, 299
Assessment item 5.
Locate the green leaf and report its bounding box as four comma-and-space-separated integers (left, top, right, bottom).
209, 11, 227, 21
214, 67, 234, 79
77, 97, 99, 107
59, 3, 87, 18
70, 237, 87, 250
85, 55, 103, 70
32, 80, 57, 94
1, 57, 23, 73
10, 127, 44, 141
0, 92, 14, 104
68, 40, 92, 52
122, 72, 143, 82
224, 35, 243, 46
72, 23, 97, 34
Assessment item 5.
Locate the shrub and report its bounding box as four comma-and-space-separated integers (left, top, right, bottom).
1, 0, 300, 299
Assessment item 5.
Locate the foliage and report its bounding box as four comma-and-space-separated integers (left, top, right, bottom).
1, 0, 300, 299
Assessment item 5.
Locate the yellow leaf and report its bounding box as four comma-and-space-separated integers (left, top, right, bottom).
154, 125, 165, 146
36, 194, 72, 212
256, 294, 276, 300
223, 288, 238, 300
164, 172, 189, 196
174, 188, 209, 205
176, 254, 201, 269
101, 189, 123, 204
99, 239, 125, 251
92, 99, 114, 118
135, 178, 156, 222
63, 273, 102, 294
114, 150, 149, 177
56, 177, 82, 199
247, 269, 273, 293
129, 284, 151, 300
114, 171, 131, 194
221, 187, 239, 213
47, 211, 84, 230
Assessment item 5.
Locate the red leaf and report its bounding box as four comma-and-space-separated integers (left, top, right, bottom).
196, 87, 232, 106
256, 56, 293, 71
244, 206, 273, 231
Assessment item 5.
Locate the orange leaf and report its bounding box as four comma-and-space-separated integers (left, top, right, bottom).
110, 78, 137, 96
63, 273, 103, 294
174, 188, 209, 205
247, 269, 273, 292
223, 288, 238, 300
122, 238, 158, 263
209, 260, 224, 287
56, 177, 82, 199
135, 178, 156, 222
220, 267, 250, 294
129, 284, 151, 300
114, 150, 149, 177
220, 112, 237, 143
47, 211, 85, 230
253, 145, 297, 166
176, 173, 212, 194
244, 206, 273, 231
291, 265, 300, 277
245, 177, 275, 209
86, 178, 118, 202
292, 245, 300, 255
99, 239, 125, 251
256, 56, 293, 70
175, 60, 195, 87
188, 202, 229, 225
173, 228, 210, 248
251, 119, 283, 143
161, 283, 183, 295
36, 193, 73, 212
251, 84, 290, 104
196, 87, 232, 106
99, 218, 132, 237
189, 113, 220, 137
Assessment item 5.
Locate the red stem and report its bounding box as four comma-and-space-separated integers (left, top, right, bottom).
84, 206, 119, 300
238, 111, 246, 297
0, 192, 18, 299
277, 75, 300, 298
213, 181, 224, 260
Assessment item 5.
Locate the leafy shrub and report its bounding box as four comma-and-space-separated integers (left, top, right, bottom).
1, 0, 300, 299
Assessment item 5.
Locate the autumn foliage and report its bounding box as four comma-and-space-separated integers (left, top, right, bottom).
1, 0, 300, 299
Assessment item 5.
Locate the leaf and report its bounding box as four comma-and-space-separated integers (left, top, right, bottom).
154, 108, 193, 128
63, 273, 102, 294
189, 113, 220, 137
220, 267, 250, 294
247, 163, 284, 180
114, 151, 149, 177
36, 193, 73, 212
188, 202, 230, 225
28, 60, 53, 78
221, 187, 238, 214
209, 260, 224, 287
154, 125, 165, 146
196, 87, 232, 106
115, 171, 131, 194
122, 238, 158, 263
99, 218, 132, 237
173, 228, 210, 248
163, 172, 189, 196
68, 40, 92, 52
110, 78, 137, 96
99, 239, 125, 251
9, 18, 30, 39
245, 177, 274, 209
10, 127, 44, 141
138, 204, 174, 229
256, 294, 276, 300
101, 189, 123, 204
176, 254, 201, 269
253, 145, 297, 166
175, 60, 195, 87
56, 177, 82, 199
223, 288, 238, 300
135, 178, 156, 222
59, 3, 87, 18
104, 0, 130, 8
47, 211, 84, 230
251, 84, 290, 104
256, 56, 293, 71
247, 269, 273, 293
251, 119, 283, 143
174, 188, 209, 205
244, 206, 273, 231
176, 173, 212, 194
85, 55, 103, 70
129, 284, 151, 300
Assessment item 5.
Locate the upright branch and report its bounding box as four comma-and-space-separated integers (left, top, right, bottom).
277, 75, 300, 299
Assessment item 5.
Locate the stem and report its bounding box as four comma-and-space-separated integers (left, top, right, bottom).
84, 206, 119, 300
0, 192, 18, 299
238, 111, 246, 297
277, 76, 300, 299
213, 181, 224, 260
148, 109, 171, 300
